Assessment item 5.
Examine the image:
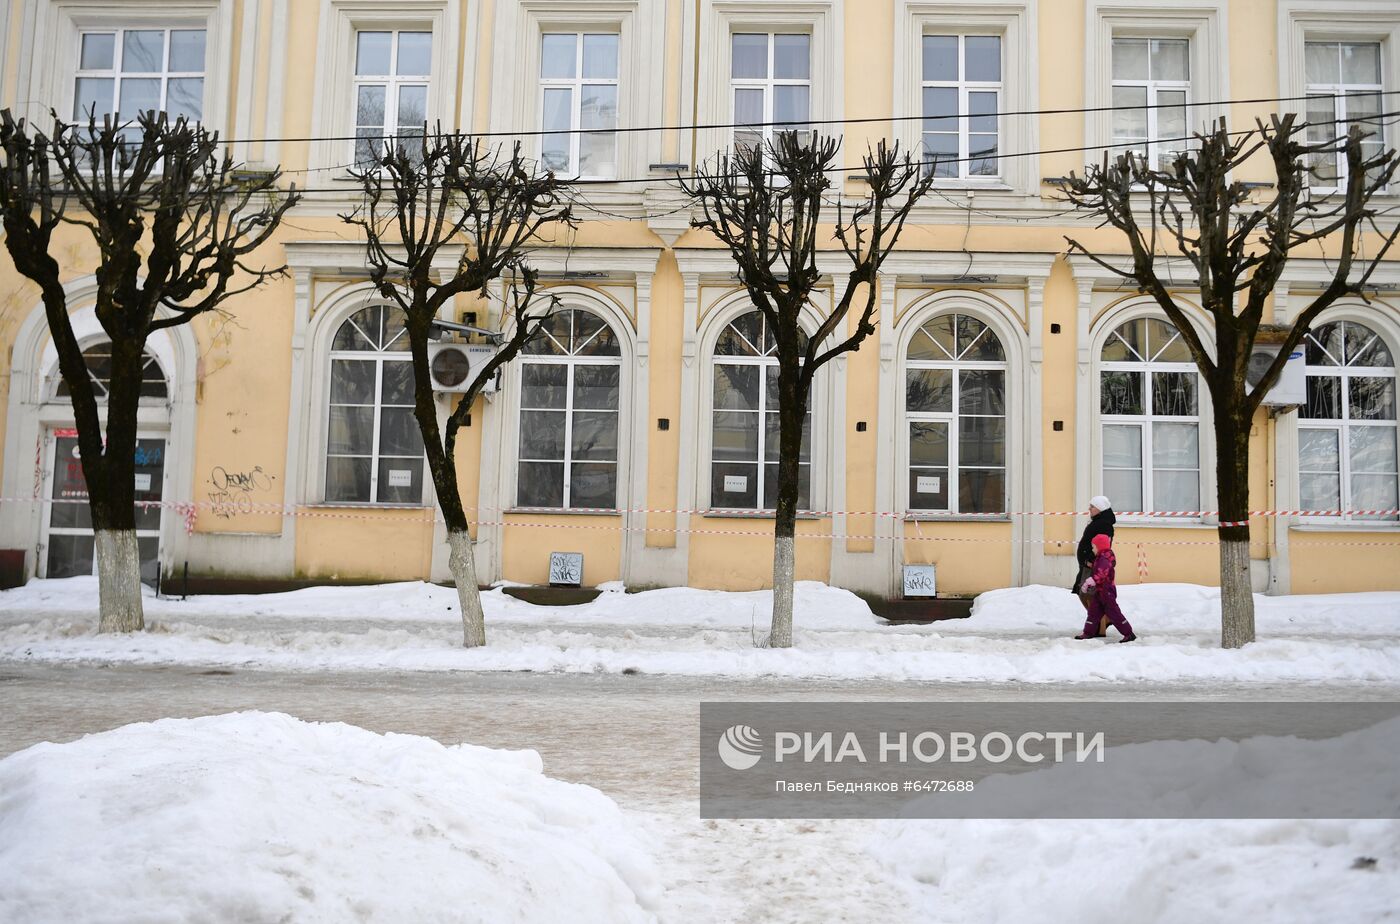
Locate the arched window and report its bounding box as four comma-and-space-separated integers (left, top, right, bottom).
325, 304, 424, 504
710, 310, 810, 509
905, 312, 1006, 512
1099, 317, 1200, 512
53, 341, 168, 400
517, 307, 622, 509
1299, 320, 1397, 521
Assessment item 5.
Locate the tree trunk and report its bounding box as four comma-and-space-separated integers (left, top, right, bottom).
768, 362, 807, 649
1215, 405, 1256, 648
448, 529, 486, 648
95, 528, 144, 632
91, 337, 146, 633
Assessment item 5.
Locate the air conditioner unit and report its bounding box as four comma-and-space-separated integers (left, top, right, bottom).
1246, 341, 1306, 407
427, 342, 500, 394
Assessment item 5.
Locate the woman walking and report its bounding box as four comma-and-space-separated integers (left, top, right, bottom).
1072, 495, 1116, 636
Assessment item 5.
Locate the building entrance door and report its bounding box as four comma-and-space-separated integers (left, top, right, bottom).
42, 429, 166, 586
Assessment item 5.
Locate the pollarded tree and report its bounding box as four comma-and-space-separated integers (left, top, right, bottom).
680, 132, 936, 648
0, 110, 298, 632
343, 127, 573, 648
1063, 116, 1398, 648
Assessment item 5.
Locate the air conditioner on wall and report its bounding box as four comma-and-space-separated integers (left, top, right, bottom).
1245, 341, 1306, 407
426, 342, 500, 394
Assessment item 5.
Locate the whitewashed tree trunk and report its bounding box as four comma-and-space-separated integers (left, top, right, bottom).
448, 529, 486, 648
95, 528, 144, 633
1218, 536, 1255, 649
768, 534, 795, 648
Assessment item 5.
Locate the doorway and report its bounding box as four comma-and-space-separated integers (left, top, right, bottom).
42, 429, 166, 586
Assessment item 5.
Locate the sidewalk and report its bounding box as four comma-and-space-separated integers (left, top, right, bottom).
1, 577, 1397, 684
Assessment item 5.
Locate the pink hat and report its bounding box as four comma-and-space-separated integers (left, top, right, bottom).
1092, 534, 1112, 552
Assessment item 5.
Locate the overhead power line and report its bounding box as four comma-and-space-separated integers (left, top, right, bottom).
212, 88, 1397, 146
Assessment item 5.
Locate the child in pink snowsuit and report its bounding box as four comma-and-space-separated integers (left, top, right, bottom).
1075, 534, 1137, 642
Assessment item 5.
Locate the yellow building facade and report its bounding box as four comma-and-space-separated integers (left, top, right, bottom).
1, 0, 1398, 598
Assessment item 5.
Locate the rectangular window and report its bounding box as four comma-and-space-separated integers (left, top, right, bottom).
711, 363, 810, 509
539, 33, 619, 178
353, 30, 431, 168
73, 28, 206, 135
326, 355, 425, 504
921, 34, 1002, 179
1304, 41, 1384, 188
1111, 37, 1190, 170
731, 32, 810, 152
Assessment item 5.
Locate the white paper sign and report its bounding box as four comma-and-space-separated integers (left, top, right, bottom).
549, 551, 584, 586
903, 564, 937, 598
387, 469, 413, 487
723, 475, 748, 493
916, 475, 941, 494
133, 473, 152, 492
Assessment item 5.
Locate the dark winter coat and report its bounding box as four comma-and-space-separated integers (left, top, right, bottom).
1071, 508, 1116, 593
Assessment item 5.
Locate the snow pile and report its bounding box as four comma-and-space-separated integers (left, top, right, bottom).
0, 575, 881, 631
874, 721, 1400, 923
0, 712, 661, 923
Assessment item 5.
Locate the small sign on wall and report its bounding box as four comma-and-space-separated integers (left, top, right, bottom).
133, 473, 152, 492
916, 475, 941, 495
549, 551, 584, 587
903, 564, 937, 598
387, 469, 413, 488
723, 475, 748, 493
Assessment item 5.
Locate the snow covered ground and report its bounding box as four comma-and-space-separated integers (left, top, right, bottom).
875, 720, 1400, 922
1, 577, 1398, 683
2, 710, 1396, 923
0, 712, 662, 924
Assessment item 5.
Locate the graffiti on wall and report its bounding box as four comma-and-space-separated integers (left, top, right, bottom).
207, 465, 277, 519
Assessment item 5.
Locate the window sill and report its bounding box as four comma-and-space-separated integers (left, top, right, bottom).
1289, 522, 1400, 533
305, 502, 432, 511
903, 513, 1012, 523
1113, 518, 1215, 529
504, 507, 623, 517
701, 511, 825, 521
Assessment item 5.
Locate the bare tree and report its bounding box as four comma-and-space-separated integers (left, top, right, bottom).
681, 132, 935, 648
343, 127, 573, 648
0, 110, 297, 632
1063, 116, 1398, 648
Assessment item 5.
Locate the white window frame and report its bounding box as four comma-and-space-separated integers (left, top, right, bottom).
1298, 320, 1399, 524
1083, 2, 1226, 166
918, 33, 1003, 181
324, 305, 427, 507
1097, 317, 1205, 515
70, 26, 208, 124
694, 289, 835, 517
20, 1, 232, 134
308, 1, 459, 175
537, 31, 621, 180
690, 1, 841, 162
496, 285, 637, 517
1300, 40, 1385, 191
708, 311, 813, 512
729, 31, 812, 150
515, 308, 625, 510
902, 313, 1009, 513
487, 1, 663, 189
350, 28, 432, 168
1110, 36, 1191, 171
1278, 1, 1400, 196
892, 2, 1036, 196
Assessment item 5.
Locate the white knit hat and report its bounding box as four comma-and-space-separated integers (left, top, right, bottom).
1090, 495, 1112, 510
